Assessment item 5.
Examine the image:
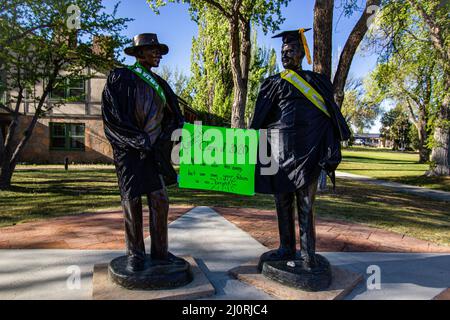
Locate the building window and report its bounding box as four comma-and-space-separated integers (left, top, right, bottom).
49, 123, 85, 151
49, 78, 86, 102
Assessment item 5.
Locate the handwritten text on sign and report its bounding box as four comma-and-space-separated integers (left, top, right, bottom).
178, 123, 258, 196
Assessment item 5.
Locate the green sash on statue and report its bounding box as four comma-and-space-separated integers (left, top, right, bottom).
128, 62, 167, 104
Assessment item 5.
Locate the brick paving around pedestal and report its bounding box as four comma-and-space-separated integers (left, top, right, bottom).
0, 206, 449, 254
0, 206, 192, 250
213, 207, 450, 253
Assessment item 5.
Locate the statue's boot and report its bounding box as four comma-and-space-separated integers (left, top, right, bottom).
122, 196, 146, 272
296, 180, 318, 270
147, 188, 169, 261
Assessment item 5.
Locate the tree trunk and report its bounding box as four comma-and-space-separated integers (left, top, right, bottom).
333, 0, 381, 107
239, 19, 251, 128
313, 0, 334, 78
407, 101, 430, 163
0, 161, 16, 190
229, 17, 250, 128
418, 143, 430, 164
407, 0, 450, 175
0, 120, 4, 165
429, 130, 450, 176
418, 108, 430, 163
417, 119, 430, 163
0, 91, 23, 189
428, 93, 450, 176
0, 72, 55, 188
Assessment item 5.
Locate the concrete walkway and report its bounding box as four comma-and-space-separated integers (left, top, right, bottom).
336, 171, 450, 202
0, 207, 448, 300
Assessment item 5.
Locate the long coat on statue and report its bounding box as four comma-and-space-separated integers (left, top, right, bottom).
250, 70, 351, 194
102, 67, 184, 200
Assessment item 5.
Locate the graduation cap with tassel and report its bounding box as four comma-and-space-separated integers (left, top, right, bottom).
272, 28, 312, 65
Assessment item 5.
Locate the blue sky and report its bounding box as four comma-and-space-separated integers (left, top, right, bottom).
103, 0, 381, 132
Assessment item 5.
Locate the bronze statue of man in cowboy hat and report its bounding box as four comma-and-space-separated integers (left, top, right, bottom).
102, 33, 191, 289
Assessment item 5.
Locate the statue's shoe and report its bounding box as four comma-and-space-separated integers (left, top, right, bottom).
257, 248, 296, 272
126, 255, 146, 272
296, 252, 319, 271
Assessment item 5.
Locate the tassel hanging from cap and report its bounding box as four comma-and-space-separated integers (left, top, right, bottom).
299, 28, 312, 65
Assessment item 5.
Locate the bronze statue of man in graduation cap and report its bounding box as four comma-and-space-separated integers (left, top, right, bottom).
250, 28, 350, 291
101, 33, 192, 290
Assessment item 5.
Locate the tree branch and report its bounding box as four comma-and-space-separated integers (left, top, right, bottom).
202, 0, 232, 19
407, 0, 449, 63
333, 0, 381, 107
10, 60, 61, 165
406, 99, 418, 125
403, 28, 432, 44
0, 23, 57, 51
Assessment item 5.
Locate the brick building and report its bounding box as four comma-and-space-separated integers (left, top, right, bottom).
0, 69, 198, 164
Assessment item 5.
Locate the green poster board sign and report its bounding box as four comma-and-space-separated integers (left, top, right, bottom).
178, 123, 259, 196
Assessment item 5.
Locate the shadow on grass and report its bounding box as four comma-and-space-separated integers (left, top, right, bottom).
343, 147, 418, 155
316, 180, 450, 245
13, 178, 117, 185
14, 169, 117, 174
342, 156, 419, 165
167, 187, 275, 210
343, 169, 427, 173
4, 185, 118, 198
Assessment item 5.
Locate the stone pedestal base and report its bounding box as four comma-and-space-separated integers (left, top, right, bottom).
229, 260, 362, 300
93, 256, 215, 300
108, 253, 192, 290
261, 254, 332, 292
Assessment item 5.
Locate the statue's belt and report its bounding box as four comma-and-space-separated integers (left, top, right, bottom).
281, 69, 331, 118
128, 62, 167, 104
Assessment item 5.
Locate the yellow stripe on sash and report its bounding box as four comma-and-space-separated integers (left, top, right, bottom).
281, 69, 331, 118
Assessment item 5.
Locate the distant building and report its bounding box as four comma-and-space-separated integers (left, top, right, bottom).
353, 133, 392, 148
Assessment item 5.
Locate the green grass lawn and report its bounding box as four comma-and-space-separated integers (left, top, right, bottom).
340, 147, 450, 192
1, 165, 449, 246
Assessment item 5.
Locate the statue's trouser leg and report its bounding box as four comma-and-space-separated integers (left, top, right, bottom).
122, 197, 146, 263
146, 188, 169, 261
274, 192, 296, 255
295, 178, 318, 263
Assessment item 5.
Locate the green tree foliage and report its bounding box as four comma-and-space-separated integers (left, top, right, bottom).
380, 104, 416, 151
368, 0, 449, 174
158, 65, 191, 103
187, 8, 233, 125
246, 29, 279, 126
365, 0, 446, 164
368, 55, 438, 162
341, 75, 382, 134
0, 0, 130, 188
186, 9, 279, 127
148, 0, 290, 128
